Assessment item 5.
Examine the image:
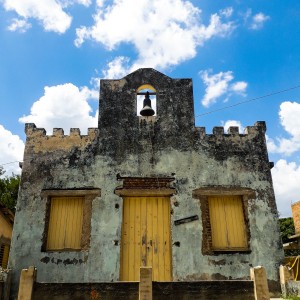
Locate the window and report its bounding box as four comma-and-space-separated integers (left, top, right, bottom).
47, 197, 84, 250
0, 243, 10, 268
42, 189, 100, 251
208, 195, 248, 251
193, 187, 253, 255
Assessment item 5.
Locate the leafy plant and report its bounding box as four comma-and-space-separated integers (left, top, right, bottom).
0, 169, 20, 212
279, 217, 300, 256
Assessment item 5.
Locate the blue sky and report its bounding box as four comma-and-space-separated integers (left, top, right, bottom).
0, 0, 300, 217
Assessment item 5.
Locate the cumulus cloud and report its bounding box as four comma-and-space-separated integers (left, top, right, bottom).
60, 0, 92, 7
0, 125, 24, 176
250, 12, 270, 30
220, 7, 233, 18
76, 0, 234, 73
221, 120, 244, 133
7, 18, 32, 32
267, 101, 300, 155
272, 159, 300, 217
230, 81, 247, 94
102, 56, 131, 79
243, 9, 270, 30
200, 70, 247, 107
2, 0, 91, 33
19, 83, 98, 134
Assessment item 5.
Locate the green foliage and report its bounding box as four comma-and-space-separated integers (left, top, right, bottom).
279, 217, 300, 256
0, 170, 20, 211
0, 166, 4, 177
280, 217, 295, 243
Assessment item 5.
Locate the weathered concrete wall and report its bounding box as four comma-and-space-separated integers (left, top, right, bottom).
9, 68, 284, 297
153, 281, 255, 300
33, 283, 139, 300
32, 281, 254, 300
283, 281, 300, 297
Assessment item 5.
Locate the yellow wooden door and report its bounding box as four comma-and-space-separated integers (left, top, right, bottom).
120, 196, 172, 281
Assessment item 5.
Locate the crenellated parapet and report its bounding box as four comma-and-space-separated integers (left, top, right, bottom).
195, 121, 266, 141
193, 121, 269, 164
24, 123, 99, 154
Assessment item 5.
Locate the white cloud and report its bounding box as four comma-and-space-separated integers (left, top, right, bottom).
102, 56, 131, 79
7, 18, 32, 32
220, 7, 233, 18
0, 125, 24, 177
200, 70, 247, 107
230, 81, 247, 94
266, 135, 278, 153
241, 9, 270, 30
19, 83, 98, 134
76, 0, 234, 72
60, 0, 92, 7
2, 0, 71, 33
2, 0, 91, 33
250, 12, 270, 30
221, 120, 244, 133
272, 159, 300, 217
267, 101, 300, 155
280, 101, 300, 139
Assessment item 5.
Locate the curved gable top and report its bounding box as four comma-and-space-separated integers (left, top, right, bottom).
123, 68, 172, 81
120, 68, 173, 90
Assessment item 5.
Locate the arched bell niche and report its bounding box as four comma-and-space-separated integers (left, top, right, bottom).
136, 84, 157, 117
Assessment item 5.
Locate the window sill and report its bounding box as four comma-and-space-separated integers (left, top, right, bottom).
43, 248, 87, 253
211, 249, 251, 255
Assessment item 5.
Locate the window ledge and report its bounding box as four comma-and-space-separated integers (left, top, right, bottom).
41, 189, 101, 197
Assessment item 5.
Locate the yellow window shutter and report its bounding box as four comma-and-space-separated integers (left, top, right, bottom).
224, 196, 248, 249
47, 197, 84, 250
0, 244, 10, 268
209, 196, 247, 250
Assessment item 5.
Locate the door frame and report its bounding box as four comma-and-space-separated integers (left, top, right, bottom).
115, 176, 176, 281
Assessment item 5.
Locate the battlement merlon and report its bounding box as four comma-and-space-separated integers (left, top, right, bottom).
24, 123, 99, 153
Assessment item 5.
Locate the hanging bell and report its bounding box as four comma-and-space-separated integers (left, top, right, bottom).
140, 91, 155, 116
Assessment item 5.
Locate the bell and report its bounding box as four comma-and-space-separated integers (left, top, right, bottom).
140, 91, 155, 116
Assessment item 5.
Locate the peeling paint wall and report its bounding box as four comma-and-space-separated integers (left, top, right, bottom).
9, 68, 284, 297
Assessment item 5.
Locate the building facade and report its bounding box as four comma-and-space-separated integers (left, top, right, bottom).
9, 68, 283, 296
0, 203, 14, 269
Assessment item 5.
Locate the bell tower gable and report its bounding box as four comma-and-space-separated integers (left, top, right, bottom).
98, 68, 195, 133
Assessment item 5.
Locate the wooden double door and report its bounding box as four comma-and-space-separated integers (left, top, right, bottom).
120, 196, 172, 281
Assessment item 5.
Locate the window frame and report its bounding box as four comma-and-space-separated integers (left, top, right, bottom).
193, 187, 254, 255
0, 238, 10, 268
41, 189, 100, 252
